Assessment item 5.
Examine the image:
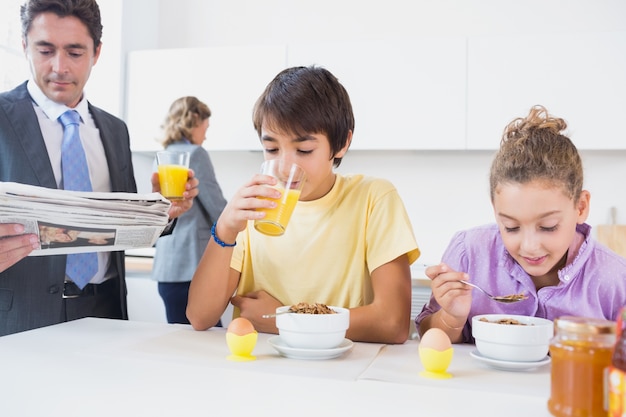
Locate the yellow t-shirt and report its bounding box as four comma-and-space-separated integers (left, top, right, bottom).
230, 174, 420, 309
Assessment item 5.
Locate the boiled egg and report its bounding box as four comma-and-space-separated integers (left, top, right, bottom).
227, 317, 256, 336
418, 328, 454, 379
226, 317, 258, 362
419, 328, 452, 351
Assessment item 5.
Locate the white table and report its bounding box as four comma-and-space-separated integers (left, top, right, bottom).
0, 318, 553, 416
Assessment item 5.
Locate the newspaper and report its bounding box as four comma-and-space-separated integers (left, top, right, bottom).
0, 182, 171, 256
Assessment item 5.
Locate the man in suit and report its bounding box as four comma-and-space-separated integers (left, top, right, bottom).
0, 0, 198, 336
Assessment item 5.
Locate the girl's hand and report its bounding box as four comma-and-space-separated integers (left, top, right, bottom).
426, 263, 472, 321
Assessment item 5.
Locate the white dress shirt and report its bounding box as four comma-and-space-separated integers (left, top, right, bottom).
27, 80, 112, 284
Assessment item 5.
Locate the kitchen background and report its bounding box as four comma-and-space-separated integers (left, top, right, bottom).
1, 0, 625, 326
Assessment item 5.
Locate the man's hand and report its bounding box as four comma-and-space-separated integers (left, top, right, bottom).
151, 169, 199, 219
0, 223, 39, 273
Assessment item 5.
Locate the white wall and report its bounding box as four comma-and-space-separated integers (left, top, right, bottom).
152, 0, 626, 46
126, 0, 626, 265
133, 148, 626, 266
118, 0, 626, 323
5, 1, 621, 323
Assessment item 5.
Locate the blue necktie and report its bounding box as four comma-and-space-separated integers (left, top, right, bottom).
59, 110, 98, 289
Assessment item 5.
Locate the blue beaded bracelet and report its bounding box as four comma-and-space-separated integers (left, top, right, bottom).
211, 222, 236, 247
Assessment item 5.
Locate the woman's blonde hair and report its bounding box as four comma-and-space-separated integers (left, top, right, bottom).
489, 105, 583, 202
161, 96, 211, 147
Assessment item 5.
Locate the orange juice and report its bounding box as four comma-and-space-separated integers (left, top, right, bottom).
254, 187, 301, 236
158, 164, 188, 200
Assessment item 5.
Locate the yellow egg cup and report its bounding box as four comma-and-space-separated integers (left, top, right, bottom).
226, 332, 258, 361
419, 347, 454, 379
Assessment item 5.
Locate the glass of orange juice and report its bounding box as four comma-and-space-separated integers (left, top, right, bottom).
254, 160, 306, 236
156, 151, 190, 200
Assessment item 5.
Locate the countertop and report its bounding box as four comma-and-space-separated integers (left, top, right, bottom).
0, 318, 552, 416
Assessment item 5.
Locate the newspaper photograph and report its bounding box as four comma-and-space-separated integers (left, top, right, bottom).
0, 181, 171, 256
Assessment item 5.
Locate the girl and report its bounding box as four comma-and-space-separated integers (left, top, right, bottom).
417, 105, 626, 343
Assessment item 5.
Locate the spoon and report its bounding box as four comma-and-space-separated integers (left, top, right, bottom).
459, 280, 527, 304
261, 311, 292, 319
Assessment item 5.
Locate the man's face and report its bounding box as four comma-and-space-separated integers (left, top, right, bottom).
22, 12, 101, 108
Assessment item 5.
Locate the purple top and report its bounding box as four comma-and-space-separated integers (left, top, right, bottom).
416, 223, 626, 343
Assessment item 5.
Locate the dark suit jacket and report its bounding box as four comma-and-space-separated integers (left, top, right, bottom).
0, 82, 136, 336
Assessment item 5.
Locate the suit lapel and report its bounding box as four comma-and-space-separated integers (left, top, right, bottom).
2, 84, 58, 189
88, 103, 129, 192
1, 86, 133, 193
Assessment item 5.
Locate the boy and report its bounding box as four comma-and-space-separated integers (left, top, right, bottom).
187, 66, 420, 343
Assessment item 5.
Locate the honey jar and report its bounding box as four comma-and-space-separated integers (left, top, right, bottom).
547, 316, 616, 417
609, 307, 626, 416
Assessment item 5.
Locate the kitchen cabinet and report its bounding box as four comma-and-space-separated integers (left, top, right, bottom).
126, 39, 466, 152
125, 45, 286, 151
287, 39, 467, 150
467, 31, 626, 150
125, 31, 626, 152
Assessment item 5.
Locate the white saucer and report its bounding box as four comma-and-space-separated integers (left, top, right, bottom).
268, 336, 354, 360
470, 350, 551, 371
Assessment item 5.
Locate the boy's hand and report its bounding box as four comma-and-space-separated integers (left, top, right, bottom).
231, 290, 282, 334
214, 172, 282, 243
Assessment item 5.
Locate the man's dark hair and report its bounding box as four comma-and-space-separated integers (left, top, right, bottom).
21, 0, 103, 51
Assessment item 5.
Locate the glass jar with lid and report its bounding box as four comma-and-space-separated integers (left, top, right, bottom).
609, 307, 626, 417
548, 315, 616, 417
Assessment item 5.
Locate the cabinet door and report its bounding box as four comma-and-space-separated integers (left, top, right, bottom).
467, 32, 626, 150
287, 39, 467, 150
126, 45, 286, 151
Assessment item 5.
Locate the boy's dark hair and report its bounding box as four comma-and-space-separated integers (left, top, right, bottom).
252, 66, 355, 167
21, 0, 103, 51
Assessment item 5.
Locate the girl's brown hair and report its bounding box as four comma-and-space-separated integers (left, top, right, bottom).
489, 105, 583, 202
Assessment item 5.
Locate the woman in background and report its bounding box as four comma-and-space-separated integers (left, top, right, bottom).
152, 96, 227, 324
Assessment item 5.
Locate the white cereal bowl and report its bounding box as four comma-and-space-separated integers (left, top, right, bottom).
472, 314, 554, 362
275, 305, 350, 349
